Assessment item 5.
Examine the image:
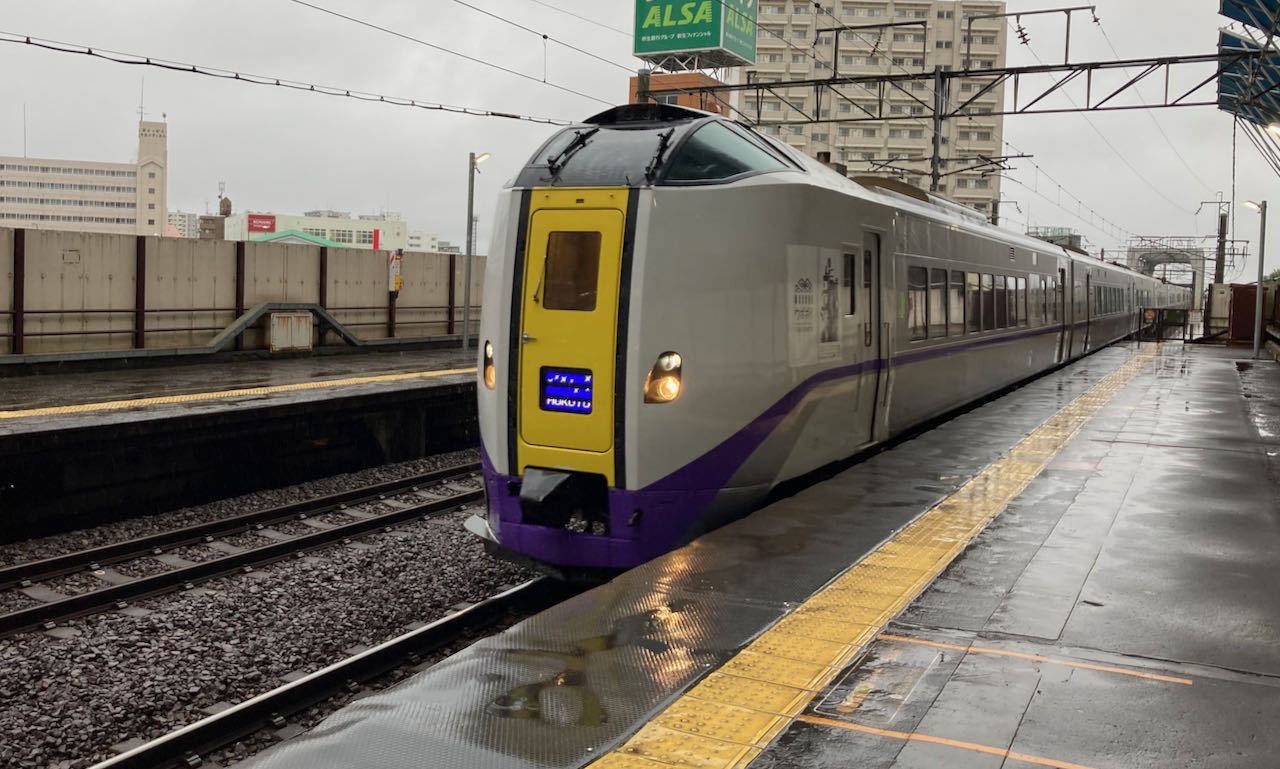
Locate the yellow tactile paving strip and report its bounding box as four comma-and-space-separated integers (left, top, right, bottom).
590, 345, 1161, 769
0, 368, 477, 419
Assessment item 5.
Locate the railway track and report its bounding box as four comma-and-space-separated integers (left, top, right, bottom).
88, 578, 573, 769
0, 462, 483, 637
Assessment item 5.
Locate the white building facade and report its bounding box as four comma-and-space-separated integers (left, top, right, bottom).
0, 120, 168, 236
168, 210, 199, 238
745, 0, 1006, 213
407, 231, 439, 252
223, 210, 408, 251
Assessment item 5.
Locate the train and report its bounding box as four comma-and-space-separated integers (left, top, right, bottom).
463, 103, 1190, 573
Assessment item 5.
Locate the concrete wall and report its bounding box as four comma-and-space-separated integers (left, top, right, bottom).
0, 228, 11, 349
0, 226, 484, 357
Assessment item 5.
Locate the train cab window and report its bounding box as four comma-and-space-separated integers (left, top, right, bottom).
843, 252, 856, 315
994, 276, 1008, 328
929, 268, 947, 338
949, 271, 965, 336
663, 122, 790, 182
981, 274, 995, 330
1017, 277, 1028, 326
908, 266, 928, 340
542, 231, 602, 311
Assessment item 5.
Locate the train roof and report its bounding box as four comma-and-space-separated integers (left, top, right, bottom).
515, 106, 1158, 283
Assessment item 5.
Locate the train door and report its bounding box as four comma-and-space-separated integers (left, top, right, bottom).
515, 188, 629, 486
1057, 266, 1068, 363
858, 231, 882, 444
1083, 273, 1093, 352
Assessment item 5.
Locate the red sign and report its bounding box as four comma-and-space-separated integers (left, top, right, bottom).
248, 214, 276, 233
373, 228, 380, 250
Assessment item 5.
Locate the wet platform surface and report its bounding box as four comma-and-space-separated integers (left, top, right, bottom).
0, 348, 476, 435
229, 343, 1280, 769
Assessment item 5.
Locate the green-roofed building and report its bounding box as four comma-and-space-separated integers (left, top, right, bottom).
250, 229, 344, 248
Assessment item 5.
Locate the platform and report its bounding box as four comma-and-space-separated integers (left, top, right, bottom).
225, 341, 1280, 769
0, 350, 478, 540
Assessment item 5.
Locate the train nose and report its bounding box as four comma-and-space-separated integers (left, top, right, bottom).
518, 468, 610, 534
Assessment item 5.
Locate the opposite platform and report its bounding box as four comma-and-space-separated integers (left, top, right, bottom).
220, 342, 1279, 769
0, 349, 479, 539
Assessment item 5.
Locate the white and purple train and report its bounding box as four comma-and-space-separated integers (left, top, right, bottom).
465, 104, 1189, 573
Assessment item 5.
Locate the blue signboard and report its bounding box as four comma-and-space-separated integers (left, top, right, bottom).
541, 367, 593, 414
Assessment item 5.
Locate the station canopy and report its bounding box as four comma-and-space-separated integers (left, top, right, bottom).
1218, 0, 1280, 127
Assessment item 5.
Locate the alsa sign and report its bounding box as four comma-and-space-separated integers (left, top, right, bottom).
634, 0, 756, 64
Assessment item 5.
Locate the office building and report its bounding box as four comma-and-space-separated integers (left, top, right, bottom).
0, 120, 169, 235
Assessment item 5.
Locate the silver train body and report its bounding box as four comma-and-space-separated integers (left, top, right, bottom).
470, 104, 1189, 571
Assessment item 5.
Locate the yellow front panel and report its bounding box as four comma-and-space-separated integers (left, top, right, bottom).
518, 188, 628, 483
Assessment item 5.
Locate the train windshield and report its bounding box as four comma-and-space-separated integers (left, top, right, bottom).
516, 118, 796, 187
663, 122, 790, 182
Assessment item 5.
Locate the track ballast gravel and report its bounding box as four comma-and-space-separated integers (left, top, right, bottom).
0, 449, 479, 568
0, 450, 538, 769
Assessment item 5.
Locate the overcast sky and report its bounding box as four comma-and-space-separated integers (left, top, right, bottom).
0, 1, 1274, 280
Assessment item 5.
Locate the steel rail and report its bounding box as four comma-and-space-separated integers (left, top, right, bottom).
0, 462, 481, 590
87, 578, 574, 769
0, 482, 483, 636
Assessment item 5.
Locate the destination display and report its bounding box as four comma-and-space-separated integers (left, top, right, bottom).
540, 367, 594, 414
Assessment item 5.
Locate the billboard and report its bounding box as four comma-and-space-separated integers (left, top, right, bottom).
634, 0, 757, 68
247, 214, 276, 233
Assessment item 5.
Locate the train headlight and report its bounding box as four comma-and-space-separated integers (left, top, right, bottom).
644, 351, 683, 403
483, 341, 496, 390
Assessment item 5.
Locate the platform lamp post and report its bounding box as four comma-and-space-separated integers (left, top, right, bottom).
1246, 200, 1267, 359
462, 151, 490, 351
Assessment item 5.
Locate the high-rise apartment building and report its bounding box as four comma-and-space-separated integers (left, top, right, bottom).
168, 210, 199, 238
0, 120, 168, 235
743, 0, 1006, 213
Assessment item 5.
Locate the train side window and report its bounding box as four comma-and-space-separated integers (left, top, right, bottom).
929, 268, 947, 338
1017, 277, 1028, 326
994, 276, 1008, 328
949, 270, 965, 336
981, 274, 995, 330
966, 272, 981, 333
1040, 277, 1048, 324
908, 266, 928, 340
843, 252, 857, 315
542, 231, 601, 311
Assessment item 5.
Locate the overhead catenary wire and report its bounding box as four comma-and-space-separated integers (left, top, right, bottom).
1001, 135, 1136, 242
286, 0, 614, 106
448, 0, 638, 74
1094, 20, 1218, 195
0, 31, 575, 125
1000, 174, 1127, 255
526, 0, 633, 38
1014, 18, 1196, 216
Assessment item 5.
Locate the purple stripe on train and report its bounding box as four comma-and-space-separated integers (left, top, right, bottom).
484, 318, 1119, 568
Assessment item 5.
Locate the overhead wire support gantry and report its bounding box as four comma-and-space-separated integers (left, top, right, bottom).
652, 53, 1244, 126
648, 50, 1254, 193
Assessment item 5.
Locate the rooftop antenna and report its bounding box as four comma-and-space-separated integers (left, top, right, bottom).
138, 77, 145, 121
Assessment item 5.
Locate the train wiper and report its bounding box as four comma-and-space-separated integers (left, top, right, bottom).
644, 128, 675, 183
545, 127, 599, 175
